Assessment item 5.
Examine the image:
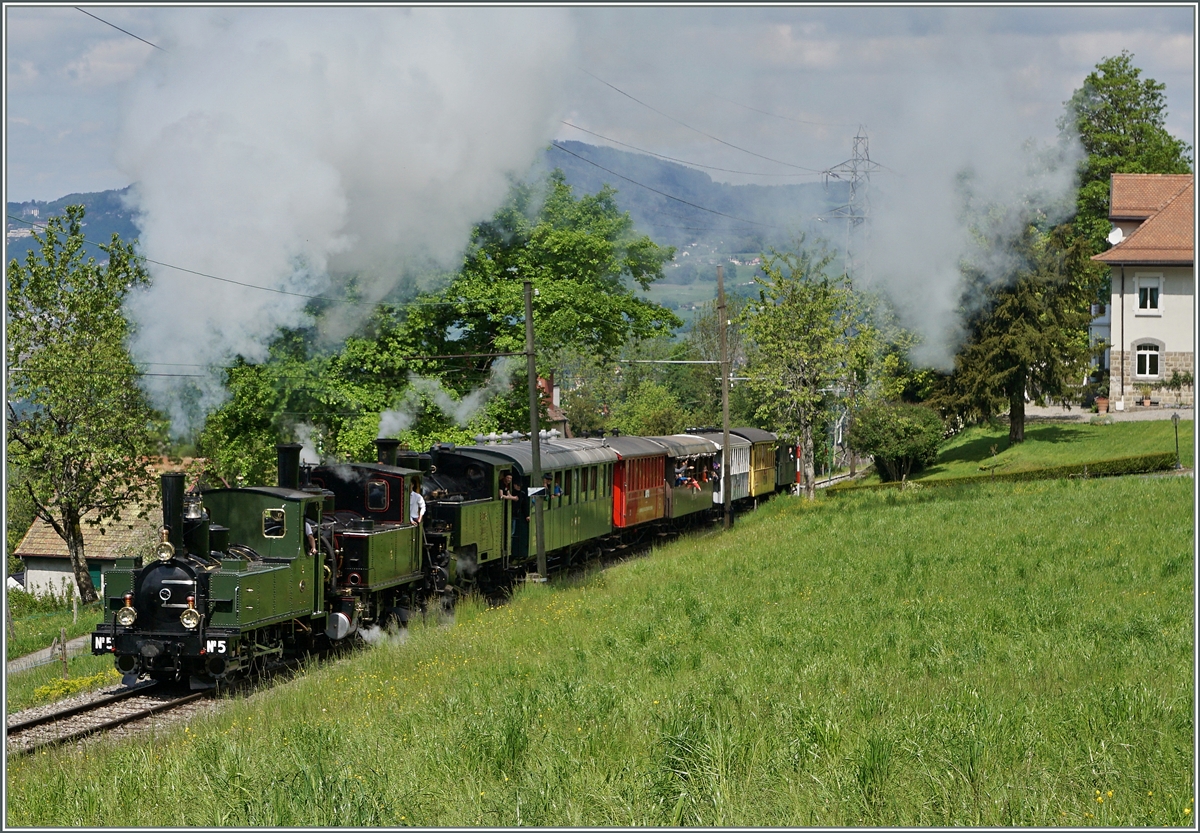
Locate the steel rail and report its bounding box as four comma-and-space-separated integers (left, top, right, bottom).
9, 691, 207, 757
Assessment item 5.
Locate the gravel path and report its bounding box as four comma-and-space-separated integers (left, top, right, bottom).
1020, 403, 1193, 423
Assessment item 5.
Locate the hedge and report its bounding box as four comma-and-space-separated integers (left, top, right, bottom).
824, 452, 1181, 495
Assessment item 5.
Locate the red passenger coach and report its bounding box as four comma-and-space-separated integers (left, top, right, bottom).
606, 436, 667, 528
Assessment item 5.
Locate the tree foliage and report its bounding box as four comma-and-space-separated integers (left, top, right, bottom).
6, 206, 157, 602
847, 402, 942, 482
938, 213, 1094, 444
739, 238, 873, 498
401, 171, 680, 367
1060, 51, 1193, 249
609, 380, 689, 437
195, 172, 680, 471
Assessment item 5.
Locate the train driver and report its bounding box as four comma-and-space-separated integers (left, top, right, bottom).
409, 479, 426, 526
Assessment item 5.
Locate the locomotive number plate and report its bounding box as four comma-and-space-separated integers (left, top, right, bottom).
205, 639, 228, 654
93, 635, 112, 652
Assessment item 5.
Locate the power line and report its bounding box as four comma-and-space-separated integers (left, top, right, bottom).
549, 143, 785, 230
580, 69, 824, 174
6, 214, 485, 311
75, 7, 164, 51
559, 124, 818, 178
710, 94, 856, 128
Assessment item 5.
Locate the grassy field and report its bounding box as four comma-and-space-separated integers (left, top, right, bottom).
6, 602, 105, 662
6, 653, 120, 713
5, 475, 1193, 827
857, 418, 1194, 485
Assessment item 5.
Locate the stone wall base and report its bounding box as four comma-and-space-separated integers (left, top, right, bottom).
1112, 350, 1194, 405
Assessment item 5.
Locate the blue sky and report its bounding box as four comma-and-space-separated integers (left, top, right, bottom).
3, 5, 1194, 421
5, 5, 1194, 202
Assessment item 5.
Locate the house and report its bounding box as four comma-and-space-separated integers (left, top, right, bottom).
15, 508, 158, 598
1091, 173, 1194, 408
14, 457, 197, 598
537, 374, 572, 438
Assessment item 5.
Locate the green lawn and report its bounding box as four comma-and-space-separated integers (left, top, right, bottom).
862, 418, 1193, 485
6, 475, 1193, 827
6, 603, 105, 662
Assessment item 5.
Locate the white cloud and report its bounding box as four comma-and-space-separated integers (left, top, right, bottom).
63, 37, 151, 89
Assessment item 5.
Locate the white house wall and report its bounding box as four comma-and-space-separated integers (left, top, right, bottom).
22, 558, 108, 599
1109, 265, 1194, 403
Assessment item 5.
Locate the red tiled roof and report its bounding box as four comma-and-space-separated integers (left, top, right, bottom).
15, 506, 159, 562
1094, 177, 1194, 266
1108, 173, 1193, 220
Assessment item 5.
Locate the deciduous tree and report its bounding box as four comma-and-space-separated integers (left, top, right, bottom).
6, 206, 157, 602
739, 238, 872, 498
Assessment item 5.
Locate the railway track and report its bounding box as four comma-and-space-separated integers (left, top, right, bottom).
6, 683, 209, 757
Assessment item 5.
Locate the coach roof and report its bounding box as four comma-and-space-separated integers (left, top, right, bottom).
691, 432, 751, 450
649, 434, 721, 458
445, 438, 618, 476
605, 436, 669, 459
730, 427, 777, 444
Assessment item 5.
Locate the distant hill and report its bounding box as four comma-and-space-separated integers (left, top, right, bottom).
5, 187, 140, 264
5, 145, 846, 321
536, 141, 845, 254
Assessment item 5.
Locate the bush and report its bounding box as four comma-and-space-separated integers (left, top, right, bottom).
6, 587, 75, 617
848, 402, 943, 482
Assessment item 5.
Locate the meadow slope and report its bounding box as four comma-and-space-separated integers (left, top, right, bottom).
6, 476, 1194, 826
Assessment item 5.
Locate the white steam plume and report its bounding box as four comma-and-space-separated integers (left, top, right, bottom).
295, 423, 321, 465
117, 8, 573, 433
836, 37, 1084, 368
378, 356, 520, 438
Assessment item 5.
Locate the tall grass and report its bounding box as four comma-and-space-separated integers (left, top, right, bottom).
6, 599, 105, 661
6, 476, 1194, 827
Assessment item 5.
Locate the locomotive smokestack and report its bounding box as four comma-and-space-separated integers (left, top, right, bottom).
375, 438, 400, 467
162, 472, 185, 549
277, 443, 302, 490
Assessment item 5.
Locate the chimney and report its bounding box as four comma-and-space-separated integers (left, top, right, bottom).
161, 473, 185, 549
375, 438, 400, 466
277, 443, 302, 490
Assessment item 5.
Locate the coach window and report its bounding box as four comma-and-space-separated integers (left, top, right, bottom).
366, 480, 389, 511
1135, 274, 1163, 315
263, 508, 286, 538
564, 469, 574, 504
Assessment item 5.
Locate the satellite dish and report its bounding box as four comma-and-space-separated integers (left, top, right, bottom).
1107, 226, 1124, 245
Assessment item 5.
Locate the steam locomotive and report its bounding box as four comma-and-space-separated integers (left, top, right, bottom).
92, 430, 798, 688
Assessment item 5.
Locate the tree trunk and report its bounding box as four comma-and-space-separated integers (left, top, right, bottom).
1008, 390, 1026, 444
64, 513, 98, 604
802, 421, 816, 500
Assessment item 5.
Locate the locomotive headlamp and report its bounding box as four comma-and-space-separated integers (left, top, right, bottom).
116, 594, 137, 627
180, 596, 201, 630
156, 540, 175, 562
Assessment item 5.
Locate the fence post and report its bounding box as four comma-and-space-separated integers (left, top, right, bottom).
61, 627, 69, 680
73, 594, 79, 624
6, 601, 14, 641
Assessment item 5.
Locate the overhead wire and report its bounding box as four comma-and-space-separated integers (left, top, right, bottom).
549, 143, 786, 230
710, 93, 856, 128
580, 68, 825, 174
6, 214, 499, 311
558, 123, 819, 178
74, 7, 164, 51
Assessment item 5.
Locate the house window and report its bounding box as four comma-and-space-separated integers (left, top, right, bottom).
1135, 275, 1162, 315
1136, 343, 1161, 377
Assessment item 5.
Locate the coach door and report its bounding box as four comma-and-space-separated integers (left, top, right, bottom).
498, 466, 513, 566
